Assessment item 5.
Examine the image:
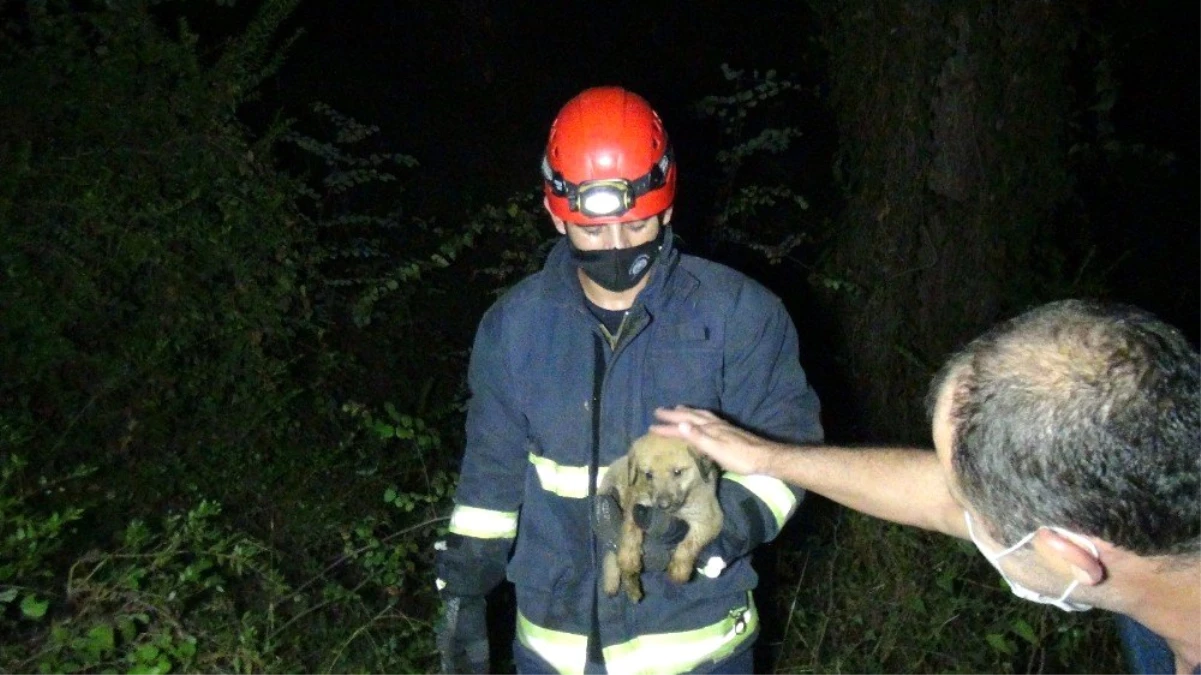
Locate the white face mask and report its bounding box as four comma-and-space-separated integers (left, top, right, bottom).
964, 511, 1098, 612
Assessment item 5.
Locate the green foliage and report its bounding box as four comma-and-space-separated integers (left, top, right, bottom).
0, 2, 460, 672
464, 188, 556, 295
768, 510, 1124, 673
284, 101, 480, 329
1, 431, 450, 674
695, 64, 815, 264
0, 0, 312, 506
0, 455, 90, 633
14, 501, 289, 674
1, 456, 90, 583
310, 401, 456, 672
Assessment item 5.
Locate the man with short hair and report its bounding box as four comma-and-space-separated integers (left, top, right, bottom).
435, 86, 824, 674
653, 299, 1199, 674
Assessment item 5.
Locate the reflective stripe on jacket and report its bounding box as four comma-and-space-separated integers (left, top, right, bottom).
438, 230, 823, 672
517, 592, 758, 675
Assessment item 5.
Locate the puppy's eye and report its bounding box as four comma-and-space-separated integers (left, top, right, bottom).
672, 468, 684, 477
644, 471, 653, 481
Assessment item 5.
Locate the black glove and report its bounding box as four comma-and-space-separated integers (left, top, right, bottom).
592, 495, 689, 572
593, 492, 623, 555
435, 594, 489, 674
633, 504, 689, 572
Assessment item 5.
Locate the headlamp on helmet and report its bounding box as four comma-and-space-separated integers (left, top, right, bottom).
540, 148, 672, 219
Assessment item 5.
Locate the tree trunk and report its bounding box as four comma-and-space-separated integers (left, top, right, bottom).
813, 1, 1076, 442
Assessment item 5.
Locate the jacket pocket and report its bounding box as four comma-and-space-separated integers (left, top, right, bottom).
506, 494, 593, 631
647, 323, 722, 410
508, 548, 589, 632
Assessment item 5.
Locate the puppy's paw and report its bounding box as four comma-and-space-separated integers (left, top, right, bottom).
602, 554, 621, 597
667, 554, 695, 584
617, 543, 642, 575
603, 577, 620, 596
622, 574, 643, 603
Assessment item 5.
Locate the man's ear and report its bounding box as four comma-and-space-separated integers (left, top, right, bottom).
1034, 529, 1107, 586
661, 207, 674, 227
544, 197, 568, 235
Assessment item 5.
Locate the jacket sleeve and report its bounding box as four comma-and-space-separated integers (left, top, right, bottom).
704, 284, 823, 564
435, 304, 528, 597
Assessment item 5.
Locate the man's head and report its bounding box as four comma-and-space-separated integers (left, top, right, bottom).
541, 87, 676, 296
541, 86, 675, 226
930, 299, 1200, 559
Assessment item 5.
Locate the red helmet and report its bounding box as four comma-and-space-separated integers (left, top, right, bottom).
541, 86, 676, 225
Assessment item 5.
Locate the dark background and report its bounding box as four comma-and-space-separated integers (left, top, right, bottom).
244, 0, 1200, 450
254, 0, 1198, 340
2, 1, 1196, 671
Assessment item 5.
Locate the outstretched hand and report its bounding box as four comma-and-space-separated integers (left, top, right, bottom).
649, 406, 781, 476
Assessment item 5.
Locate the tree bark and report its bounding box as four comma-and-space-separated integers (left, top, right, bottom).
813, 1, 1076, 442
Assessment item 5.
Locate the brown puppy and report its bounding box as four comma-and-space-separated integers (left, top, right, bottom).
599, 433, 723, 602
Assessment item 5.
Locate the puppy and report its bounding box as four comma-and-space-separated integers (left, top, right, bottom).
599, 433, 723, 602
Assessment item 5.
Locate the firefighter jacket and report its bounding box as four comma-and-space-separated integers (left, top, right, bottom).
436, 229, 824, 674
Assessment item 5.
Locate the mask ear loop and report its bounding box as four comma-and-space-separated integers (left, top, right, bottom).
964, 511, 1037, 562
965, 513, 1099, 609
1051, 578, 1082, 603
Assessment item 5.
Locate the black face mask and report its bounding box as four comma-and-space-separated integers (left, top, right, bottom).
569, 227, 666, 293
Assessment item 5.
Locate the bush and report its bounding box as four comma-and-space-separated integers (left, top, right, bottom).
1, 432, 453, 673
765, 508, 1124, 673
0, 0, 314, 507
693, 64, 817, 264
0, 2, 459, 671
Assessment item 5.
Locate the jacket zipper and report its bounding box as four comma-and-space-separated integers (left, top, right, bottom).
587, 333, 606, 666
587, 306, 649, 666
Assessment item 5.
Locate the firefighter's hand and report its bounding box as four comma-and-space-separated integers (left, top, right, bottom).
436, 594, 489, 674
593, 492, 623, 554
634, 504, 689, 572
593, 494, 689, 572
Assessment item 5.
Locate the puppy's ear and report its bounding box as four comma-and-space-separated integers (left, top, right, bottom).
690, 446, 717, 484
627, 435, 648, 486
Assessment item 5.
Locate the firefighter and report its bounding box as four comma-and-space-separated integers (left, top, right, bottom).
435, 86, 824, 674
